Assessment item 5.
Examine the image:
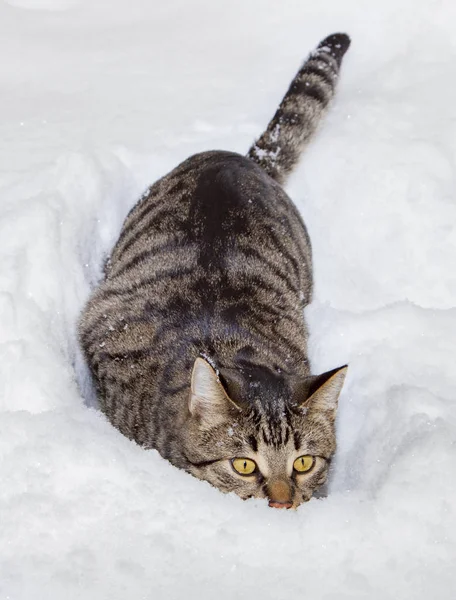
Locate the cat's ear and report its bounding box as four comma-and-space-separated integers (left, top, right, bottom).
295, 366, 348, 419
189, 357, 241, 423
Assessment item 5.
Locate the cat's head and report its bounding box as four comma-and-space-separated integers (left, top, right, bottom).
182, 356, 347, 509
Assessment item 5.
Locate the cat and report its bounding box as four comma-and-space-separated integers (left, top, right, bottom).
79, 33, 350, 509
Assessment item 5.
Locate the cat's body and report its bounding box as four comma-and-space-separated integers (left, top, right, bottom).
79, 34, 351, 508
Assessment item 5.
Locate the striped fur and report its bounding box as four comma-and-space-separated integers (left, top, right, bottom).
248, 33, 351, 184
79, 33, 350, 508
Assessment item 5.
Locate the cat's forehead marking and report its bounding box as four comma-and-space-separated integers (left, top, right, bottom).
258, 414, 293, 449
293, 431, 302, 451
247, 434, 258, 452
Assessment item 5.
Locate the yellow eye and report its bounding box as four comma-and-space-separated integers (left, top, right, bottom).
231, 458, 257, 476
293, 455, 315, 473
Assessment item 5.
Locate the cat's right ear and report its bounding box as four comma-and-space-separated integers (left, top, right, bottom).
293, 366, 348, 421
189, 357, 241, 424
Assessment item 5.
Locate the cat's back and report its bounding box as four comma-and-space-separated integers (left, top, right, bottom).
107, 150, 312, 293
79, 150, 313, 389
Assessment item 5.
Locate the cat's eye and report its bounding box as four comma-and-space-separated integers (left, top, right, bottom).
231, 458, 257, 476
293, 455, 315, 473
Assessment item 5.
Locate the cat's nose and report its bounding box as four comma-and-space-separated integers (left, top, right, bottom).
267, 479, 292, 508
268, 500, 293, 509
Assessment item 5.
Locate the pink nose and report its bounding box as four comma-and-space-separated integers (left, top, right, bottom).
268, 500, 293, 509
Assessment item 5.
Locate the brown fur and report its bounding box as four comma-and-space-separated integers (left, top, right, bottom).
79, 33, 351, 508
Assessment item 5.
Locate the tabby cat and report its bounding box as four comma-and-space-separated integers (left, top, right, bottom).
79, 33, 351, 509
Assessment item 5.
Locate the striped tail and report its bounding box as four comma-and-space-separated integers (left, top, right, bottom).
247, 33, 351, 185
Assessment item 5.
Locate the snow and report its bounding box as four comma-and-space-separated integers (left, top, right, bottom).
1, 0, 456, 598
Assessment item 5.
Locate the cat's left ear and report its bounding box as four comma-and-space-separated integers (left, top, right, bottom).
189, 357, 241, 424
295, 366, 348, 419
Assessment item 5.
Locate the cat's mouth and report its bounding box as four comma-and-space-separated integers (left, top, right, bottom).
268, 500, 293, 509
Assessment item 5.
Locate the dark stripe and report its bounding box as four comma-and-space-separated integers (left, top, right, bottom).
247, 300, 304, 334
299, 64, 334, 87
266, 226, 301, 280
99, 347, 157, 361
302, 85, 329, 107
247, 435, 258, 452
185, 457, 222, 468
293, 431, 302, 451
243, 324, 303, 366
247, 315, 306, 358
238, 246, 298, 294
251, 411, 262, 427
266, 423, 282, 448
110, 238, 186, 279
100, 266, 195, 299
114, 203, 180, 258
262, 204, 302, 250
117, 174, 188, 248
115, 187, 159, 244
285, 82, 329, 108
284, 197, 312, 256
133, 178, 185, 222
231, 273, 295, 305
136, 389, 149, 442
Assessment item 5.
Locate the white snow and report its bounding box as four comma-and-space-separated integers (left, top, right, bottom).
1, 1, 456, 599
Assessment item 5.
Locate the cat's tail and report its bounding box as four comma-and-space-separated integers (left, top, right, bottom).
247, 33, 351, 185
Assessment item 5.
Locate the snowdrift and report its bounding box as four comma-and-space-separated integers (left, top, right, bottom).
1, 1, 455, 598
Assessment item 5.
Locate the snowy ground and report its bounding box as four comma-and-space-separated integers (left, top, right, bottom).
1, 1, 456, 598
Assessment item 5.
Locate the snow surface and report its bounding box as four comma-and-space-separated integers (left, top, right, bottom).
1, 1, 456, 598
